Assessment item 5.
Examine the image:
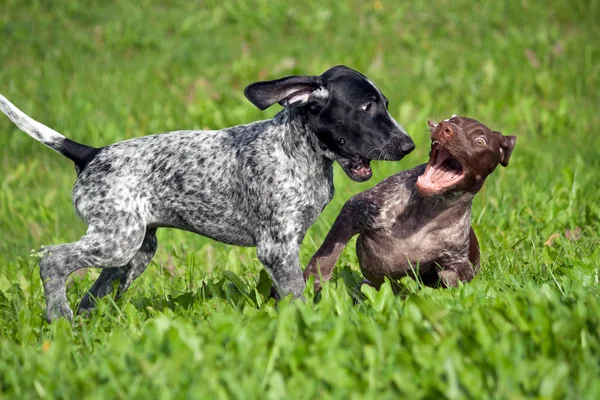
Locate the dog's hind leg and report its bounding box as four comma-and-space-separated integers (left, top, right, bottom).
116, 228, 158, 298
77, 228, 158, 315
77, 267, 125, 315
39, 219, 146, 322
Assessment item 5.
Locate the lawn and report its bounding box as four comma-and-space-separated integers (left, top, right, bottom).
0, 0, 599, 398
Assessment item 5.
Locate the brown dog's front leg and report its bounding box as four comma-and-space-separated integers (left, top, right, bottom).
437, 228, 480, 288
438, 260, 477, 287
468, 226, 481, 272
304, 202, 361, 290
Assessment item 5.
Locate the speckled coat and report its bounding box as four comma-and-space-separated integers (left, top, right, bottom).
0, 65, 415, 321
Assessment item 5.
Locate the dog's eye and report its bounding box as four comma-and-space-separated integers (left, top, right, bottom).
361, 102, 372, 111
339, 138, 346, 146
449, 118, 458, 124
475, 137, 488, 146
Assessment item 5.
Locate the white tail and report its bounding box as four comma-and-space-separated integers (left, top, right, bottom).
0, 94, 67, 154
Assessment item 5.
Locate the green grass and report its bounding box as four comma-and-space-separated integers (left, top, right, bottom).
1, 0, 600, 398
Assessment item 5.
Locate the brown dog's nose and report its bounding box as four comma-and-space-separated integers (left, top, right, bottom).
439, 121, 454, 138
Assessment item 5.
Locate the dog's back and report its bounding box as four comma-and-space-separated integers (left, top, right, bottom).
71, 114, 332, 246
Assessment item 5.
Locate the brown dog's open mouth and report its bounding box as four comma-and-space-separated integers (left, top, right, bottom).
416, 142, 465, 194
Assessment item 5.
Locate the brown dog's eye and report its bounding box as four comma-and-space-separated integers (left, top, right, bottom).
475, 137, 488, 146
449, 118, 458, 124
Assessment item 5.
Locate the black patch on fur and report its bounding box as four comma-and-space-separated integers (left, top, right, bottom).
60, 138, 101, 173
172, 172, 185, 192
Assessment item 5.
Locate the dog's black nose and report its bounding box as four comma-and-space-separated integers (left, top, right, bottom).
401, 139, 415, 154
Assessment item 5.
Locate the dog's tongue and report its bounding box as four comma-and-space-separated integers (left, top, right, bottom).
417, 145, 464, 193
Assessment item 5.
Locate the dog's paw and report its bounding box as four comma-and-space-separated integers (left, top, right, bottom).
46, 302, 74, 323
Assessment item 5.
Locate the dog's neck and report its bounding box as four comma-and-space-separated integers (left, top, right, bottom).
430, 187, 476, 202
273, 108, 335, 170
412, 175, 477, 220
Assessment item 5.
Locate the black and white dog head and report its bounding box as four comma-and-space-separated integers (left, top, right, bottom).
244, 65, 415, 182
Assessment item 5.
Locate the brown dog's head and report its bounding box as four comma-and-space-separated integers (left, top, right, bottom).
416, 115, 516, 197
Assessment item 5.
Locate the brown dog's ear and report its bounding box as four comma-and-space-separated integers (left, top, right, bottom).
498, 134, 516, 167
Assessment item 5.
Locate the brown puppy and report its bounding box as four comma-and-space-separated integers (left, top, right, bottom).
304, 116, 516, 290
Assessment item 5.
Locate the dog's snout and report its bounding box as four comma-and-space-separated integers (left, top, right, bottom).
401, 138, 415, 154
439, 122, 455, 138
392, 123, 415, 154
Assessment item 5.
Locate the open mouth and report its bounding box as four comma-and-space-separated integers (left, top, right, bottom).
416, 141, 465, 195
339, 157, 372, 182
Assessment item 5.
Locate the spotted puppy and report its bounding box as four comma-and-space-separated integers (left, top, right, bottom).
0, 65, 415, 322
304, 116, 516, 290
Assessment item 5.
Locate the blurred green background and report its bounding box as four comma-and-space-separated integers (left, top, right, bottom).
0, 0, 599, 398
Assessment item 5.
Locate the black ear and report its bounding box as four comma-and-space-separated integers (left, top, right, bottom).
498, 134, 516, 167
244, 75, 327, 111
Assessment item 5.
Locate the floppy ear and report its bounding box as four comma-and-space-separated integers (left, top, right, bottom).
498, 134, 516, 167
244, 75, 327, 111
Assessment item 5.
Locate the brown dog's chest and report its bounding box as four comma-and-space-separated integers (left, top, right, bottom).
355, 201, 471, 285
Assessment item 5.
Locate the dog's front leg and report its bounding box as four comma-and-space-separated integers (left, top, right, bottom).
438, 228, 480, 287
256, 239, 305, 299
468, 226, 481, 272
437, 260, 477, 288
303, 201, 361, 290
